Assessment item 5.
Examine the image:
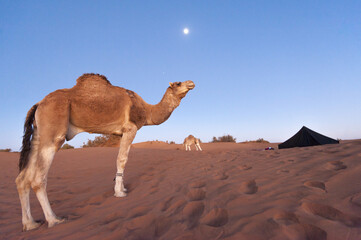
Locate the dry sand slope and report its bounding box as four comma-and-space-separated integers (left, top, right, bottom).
1, 140, 361, 239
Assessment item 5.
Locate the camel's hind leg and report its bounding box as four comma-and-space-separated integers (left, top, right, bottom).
21, 99, 69, 229
196, 143, 202, 151
32, 140, 66, 228
15, 130, 43, 231
33, 103, 69, 228
195, 143, 199, 151
16, 129, 67, 229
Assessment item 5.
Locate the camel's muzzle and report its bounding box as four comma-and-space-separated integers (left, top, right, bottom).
186, 81, 195, 90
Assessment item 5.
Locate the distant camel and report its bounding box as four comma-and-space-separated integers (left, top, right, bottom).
183, 135, 202, 151
16, 73, 195, 231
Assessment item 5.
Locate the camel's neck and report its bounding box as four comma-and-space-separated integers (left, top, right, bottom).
145, 88, 181, 125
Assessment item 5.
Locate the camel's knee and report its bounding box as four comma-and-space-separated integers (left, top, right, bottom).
30, 176, 47, 193
31, 182, 46, 193
16, 171, 30, 191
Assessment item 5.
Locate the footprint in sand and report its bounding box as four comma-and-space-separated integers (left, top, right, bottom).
277, 169, 289, 174
283, 223, 327, 240
273, 210, 327, 240
201, 208, 228, 227
325, 160, 347, 170
350, 193, 361, 208
302, 202, 361, 227
304, 181, 327, 192
273, 210, 299, 225
238, 165, 252, 170
240, 180, 258, 194
187, 189, 206, 201
182, 201, 205, 228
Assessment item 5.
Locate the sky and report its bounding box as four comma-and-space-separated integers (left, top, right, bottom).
1, 1, 361, 150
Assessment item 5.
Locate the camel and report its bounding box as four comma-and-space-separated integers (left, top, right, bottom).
183, 135, 202, 151
16, 73, 195, 231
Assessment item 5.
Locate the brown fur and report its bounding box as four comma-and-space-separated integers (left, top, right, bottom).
76, 73, 111, 85
16, 73, 195, 231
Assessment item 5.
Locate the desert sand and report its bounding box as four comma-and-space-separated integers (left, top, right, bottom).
1, 140, 361, 239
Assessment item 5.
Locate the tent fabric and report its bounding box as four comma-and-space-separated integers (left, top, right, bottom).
278, 126, 339, 149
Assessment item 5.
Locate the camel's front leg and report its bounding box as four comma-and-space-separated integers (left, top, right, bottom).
114, 124, 137, 197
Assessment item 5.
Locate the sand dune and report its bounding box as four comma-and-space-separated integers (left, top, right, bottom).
1, 140, 361, 239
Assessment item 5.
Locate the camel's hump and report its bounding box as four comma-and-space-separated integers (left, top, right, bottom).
75, 73, 112, 87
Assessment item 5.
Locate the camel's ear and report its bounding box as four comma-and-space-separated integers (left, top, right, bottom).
169, 82, 174, 88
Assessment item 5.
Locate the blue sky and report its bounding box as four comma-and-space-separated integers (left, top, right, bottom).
1, 1, 361, 150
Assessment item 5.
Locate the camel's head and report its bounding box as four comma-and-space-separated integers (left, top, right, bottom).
169, 80, 195, 99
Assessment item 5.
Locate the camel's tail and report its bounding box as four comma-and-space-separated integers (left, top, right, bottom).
19, 104, 38, 172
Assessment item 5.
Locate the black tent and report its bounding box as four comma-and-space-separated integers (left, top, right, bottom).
278, 126, 339, 149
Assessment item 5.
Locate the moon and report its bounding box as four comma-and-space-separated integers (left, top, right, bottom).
183, 28, 189, 35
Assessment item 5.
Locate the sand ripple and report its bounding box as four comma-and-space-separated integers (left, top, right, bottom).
201, 208, 228, 227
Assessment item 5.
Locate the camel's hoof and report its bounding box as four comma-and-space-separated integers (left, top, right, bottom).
48, 217, 67, 228
114, 192, 127, 197
22, 220, 44, 231
123, 188, 128, 192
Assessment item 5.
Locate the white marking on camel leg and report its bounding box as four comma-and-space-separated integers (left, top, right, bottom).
197, 143, 202, 151
35, 187, 66, 228
16, 132, 42, 231
33, 146, 65, 228
16, 181, 42, 231
195, 143, 199, 151
114, 125, 137, 197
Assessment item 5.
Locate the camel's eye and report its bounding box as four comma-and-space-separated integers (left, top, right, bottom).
176, 82, 181, 86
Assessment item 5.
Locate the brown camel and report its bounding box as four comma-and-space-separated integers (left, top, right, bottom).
183, 135, 202, 151
16, 73, 195, 231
